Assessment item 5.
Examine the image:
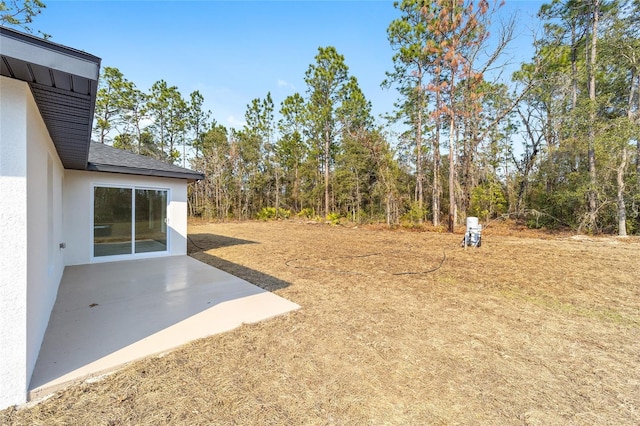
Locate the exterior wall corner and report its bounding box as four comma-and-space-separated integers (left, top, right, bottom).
0, 76, 30, 408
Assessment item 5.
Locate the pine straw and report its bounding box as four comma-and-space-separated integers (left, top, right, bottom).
2, 221, 639, 425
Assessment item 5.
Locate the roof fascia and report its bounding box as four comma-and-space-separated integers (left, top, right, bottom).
0, 28, 100, 80
87, 163, 205, 182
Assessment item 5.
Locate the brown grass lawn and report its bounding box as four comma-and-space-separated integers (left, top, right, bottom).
2, 221, 639, 425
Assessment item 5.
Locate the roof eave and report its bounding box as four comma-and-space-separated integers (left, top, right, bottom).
86, 163, 205, 182
0, 27, 100, 79
0, 26, 101, 169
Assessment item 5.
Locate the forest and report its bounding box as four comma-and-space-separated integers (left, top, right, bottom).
87, 0, 639, 235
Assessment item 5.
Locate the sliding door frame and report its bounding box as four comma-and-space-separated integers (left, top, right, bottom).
91, 183, 171, 262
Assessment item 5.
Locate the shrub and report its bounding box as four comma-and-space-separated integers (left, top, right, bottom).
400, 201, 427, 224
296, 208, 315, 219
257, 207, 291, 221
326, 212, 341, 225
469, 180, 507, 222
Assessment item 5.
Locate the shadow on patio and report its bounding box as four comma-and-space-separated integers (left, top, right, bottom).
29, 249, 300, 401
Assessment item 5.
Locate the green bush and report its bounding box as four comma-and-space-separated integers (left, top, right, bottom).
625, 218, 638, 235
257, 207, 291, 221
296, 208, 315, 219
326, 212, 341, 225
469, 180, 507, 222
400, 201, 427, 224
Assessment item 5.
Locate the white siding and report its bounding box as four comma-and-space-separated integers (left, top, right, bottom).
0, 76, 64, 408
64, 170, 188, 266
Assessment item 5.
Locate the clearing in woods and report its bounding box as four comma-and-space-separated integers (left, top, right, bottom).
2, 220, 639, 424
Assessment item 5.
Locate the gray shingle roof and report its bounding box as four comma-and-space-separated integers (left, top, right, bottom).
87, 143, 204, 181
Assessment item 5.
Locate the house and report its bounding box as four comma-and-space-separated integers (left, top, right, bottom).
0, 26, 204, 408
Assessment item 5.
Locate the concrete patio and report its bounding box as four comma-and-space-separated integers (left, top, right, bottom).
28, 255, 300, 401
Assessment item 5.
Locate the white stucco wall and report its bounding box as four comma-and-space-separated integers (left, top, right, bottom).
25, 83, 66, 388
0, 77, 30, 408
0, 77, 64, 407
64, 170, 188, 266
0, 77, 189, 409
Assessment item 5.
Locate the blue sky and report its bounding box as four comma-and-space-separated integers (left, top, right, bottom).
35, 0, 545, 132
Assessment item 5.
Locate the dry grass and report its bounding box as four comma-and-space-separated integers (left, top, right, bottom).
2, 221, 639, 425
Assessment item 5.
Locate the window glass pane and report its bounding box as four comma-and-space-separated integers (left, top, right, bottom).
94, 187, 132, 256
135, 189, 167, 253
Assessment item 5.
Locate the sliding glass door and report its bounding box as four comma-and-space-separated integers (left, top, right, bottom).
135, 189, 167, 254
94, 186, 168, 258
93, 187, 133, 257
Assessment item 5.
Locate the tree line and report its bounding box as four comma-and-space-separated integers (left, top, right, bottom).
83, 0, 639, 235
513, 0, 640, 235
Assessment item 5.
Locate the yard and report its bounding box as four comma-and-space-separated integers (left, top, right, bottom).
2, 220, 639, 425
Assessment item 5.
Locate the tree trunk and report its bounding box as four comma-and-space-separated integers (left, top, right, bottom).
628, 69, 639, 233
416, 70, 424, 223
637, 137, 640, 190
275, 167, 280, 219
386, 194, 391, 226
461, 118, 480, 219
355, 169, 361, 223
587, 0, 599, 230
432, 130, 441, 227
294, 163, 300, 212
324, 125, 330, 217
447, 61, 457, 234
617, 147, 628, 236
432, 79, 442, 227
448, 114, 456, 233
571, 22, 578, 111
629, 72, 640, 190
462, 131, 471, 218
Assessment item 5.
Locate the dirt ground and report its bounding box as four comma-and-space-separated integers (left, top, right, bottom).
2, 220, 639, 425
